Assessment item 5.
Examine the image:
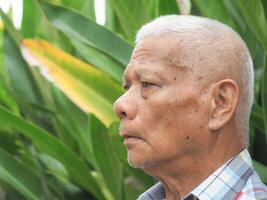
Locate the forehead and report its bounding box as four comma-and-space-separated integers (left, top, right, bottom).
124, 36, 187, 78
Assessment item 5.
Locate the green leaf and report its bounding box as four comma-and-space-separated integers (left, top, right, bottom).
21, 39, 123, 126
71, 40, 124, 83
39, 1, 133, 66
21, 0, 39, 37
193, 0, 239, 31
3, 32, 42, 104
0, 83, 19, 113
157, 0, 180, 16
51, 87, 95, 165
105, 0, 151, 41
82, 0, 96, 20
262, 54, 267, 143
39, 153, 69, 182
1, 10, 43, 105
0, 21, 7, 84
235, 0, 267, 51
90, 115, 123, 200
253, 160, 267, 183
0, 130, 17, 154
47, 0, 95, 19
250, 103, 265, 133
0, 106, 105, 200
0, 10, 22, 46
0, 149, 43, 200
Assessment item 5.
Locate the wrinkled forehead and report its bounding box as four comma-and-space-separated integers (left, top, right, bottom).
124, 36, 191, 80
127, 36, 189, 72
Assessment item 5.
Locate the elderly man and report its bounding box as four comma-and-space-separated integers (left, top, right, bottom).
113, 15, 267, 200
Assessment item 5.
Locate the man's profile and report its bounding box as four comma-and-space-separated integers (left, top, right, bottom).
113, 15, 267, 200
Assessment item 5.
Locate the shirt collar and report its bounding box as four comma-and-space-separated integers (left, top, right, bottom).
137, 182, 166, 200
137, 149, 254, 200
190, 148, 254, 200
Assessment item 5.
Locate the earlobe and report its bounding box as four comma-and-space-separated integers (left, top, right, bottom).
208, 79, 239, 131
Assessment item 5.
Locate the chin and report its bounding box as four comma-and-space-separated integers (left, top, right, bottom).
127, 153, 157, 170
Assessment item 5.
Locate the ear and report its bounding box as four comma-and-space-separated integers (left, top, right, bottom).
208, 79, 239, 131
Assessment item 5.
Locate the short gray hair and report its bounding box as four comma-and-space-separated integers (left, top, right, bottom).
135, 15, 254, 146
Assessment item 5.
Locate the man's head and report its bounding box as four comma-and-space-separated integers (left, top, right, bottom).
113, 15, 253, 171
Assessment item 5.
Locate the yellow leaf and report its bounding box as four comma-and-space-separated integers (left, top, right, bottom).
21, 39, 122, 126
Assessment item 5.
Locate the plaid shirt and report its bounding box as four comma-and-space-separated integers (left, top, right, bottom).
137, 149, 267, 200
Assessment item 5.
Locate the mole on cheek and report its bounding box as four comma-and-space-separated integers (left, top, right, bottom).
186, 136, 190, 140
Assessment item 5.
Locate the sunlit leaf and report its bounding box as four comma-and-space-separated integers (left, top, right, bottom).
21, 39, 123, 126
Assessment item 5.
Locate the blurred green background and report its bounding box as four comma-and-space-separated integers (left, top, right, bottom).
0, 0, 266, 199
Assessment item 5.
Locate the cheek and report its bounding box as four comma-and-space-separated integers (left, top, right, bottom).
145, 93, 207, 144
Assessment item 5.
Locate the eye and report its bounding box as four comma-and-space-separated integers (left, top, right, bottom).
141, 81, 157, 88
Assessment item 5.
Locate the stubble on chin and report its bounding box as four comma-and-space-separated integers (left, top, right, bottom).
127, 153, 157, 170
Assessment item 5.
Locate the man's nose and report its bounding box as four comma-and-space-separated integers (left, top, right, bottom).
113, 92, 137, 120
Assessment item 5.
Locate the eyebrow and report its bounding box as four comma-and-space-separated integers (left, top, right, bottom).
122, 66, 167, 83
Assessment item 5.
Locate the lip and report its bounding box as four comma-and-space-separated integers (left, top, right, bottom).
120, 129, 144, 146
123, 136, 144, 147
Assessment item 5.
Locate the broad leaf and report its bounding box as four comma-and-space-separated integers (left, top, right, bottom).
106, 0, 151, 41
71, 40, 124, 83
39, 1, 133, 66
0, 106, 104, 200
235, 0, 267, 51
262, 54, 267, 142
1, 11, 42, 104
90, 115, 123, 200
253, 160, 267, 183
193, 0, 239, 31
0, 149, 43, 200
0, 83, 18, 113
250, 103, 265, 133
21, 0, 39, 37
21, 39, 123, 126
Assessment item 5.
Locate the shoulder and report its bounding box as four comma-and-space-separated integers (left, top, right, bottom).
237, 173, 267, 200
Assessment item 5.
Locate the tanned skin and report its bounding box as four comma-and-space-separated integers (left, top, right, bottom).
113, 35, 244, 200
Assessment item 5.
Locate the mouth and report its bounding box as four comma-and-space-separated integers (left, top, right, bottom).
121, 133, 145, 147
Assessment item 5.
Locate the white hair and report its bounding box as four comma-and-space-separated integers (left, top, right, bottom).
136, 15, 254, 146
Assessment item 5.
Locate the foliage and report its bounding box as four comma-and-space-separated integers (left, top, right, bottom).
0, 0, 266, 199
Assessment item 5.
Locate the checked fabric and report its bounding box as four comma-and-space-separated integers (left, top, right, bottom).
137, 149, 267, 200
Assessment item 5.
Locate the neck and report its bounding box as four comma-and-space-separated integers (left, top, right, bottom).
143, 128, 244, 200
